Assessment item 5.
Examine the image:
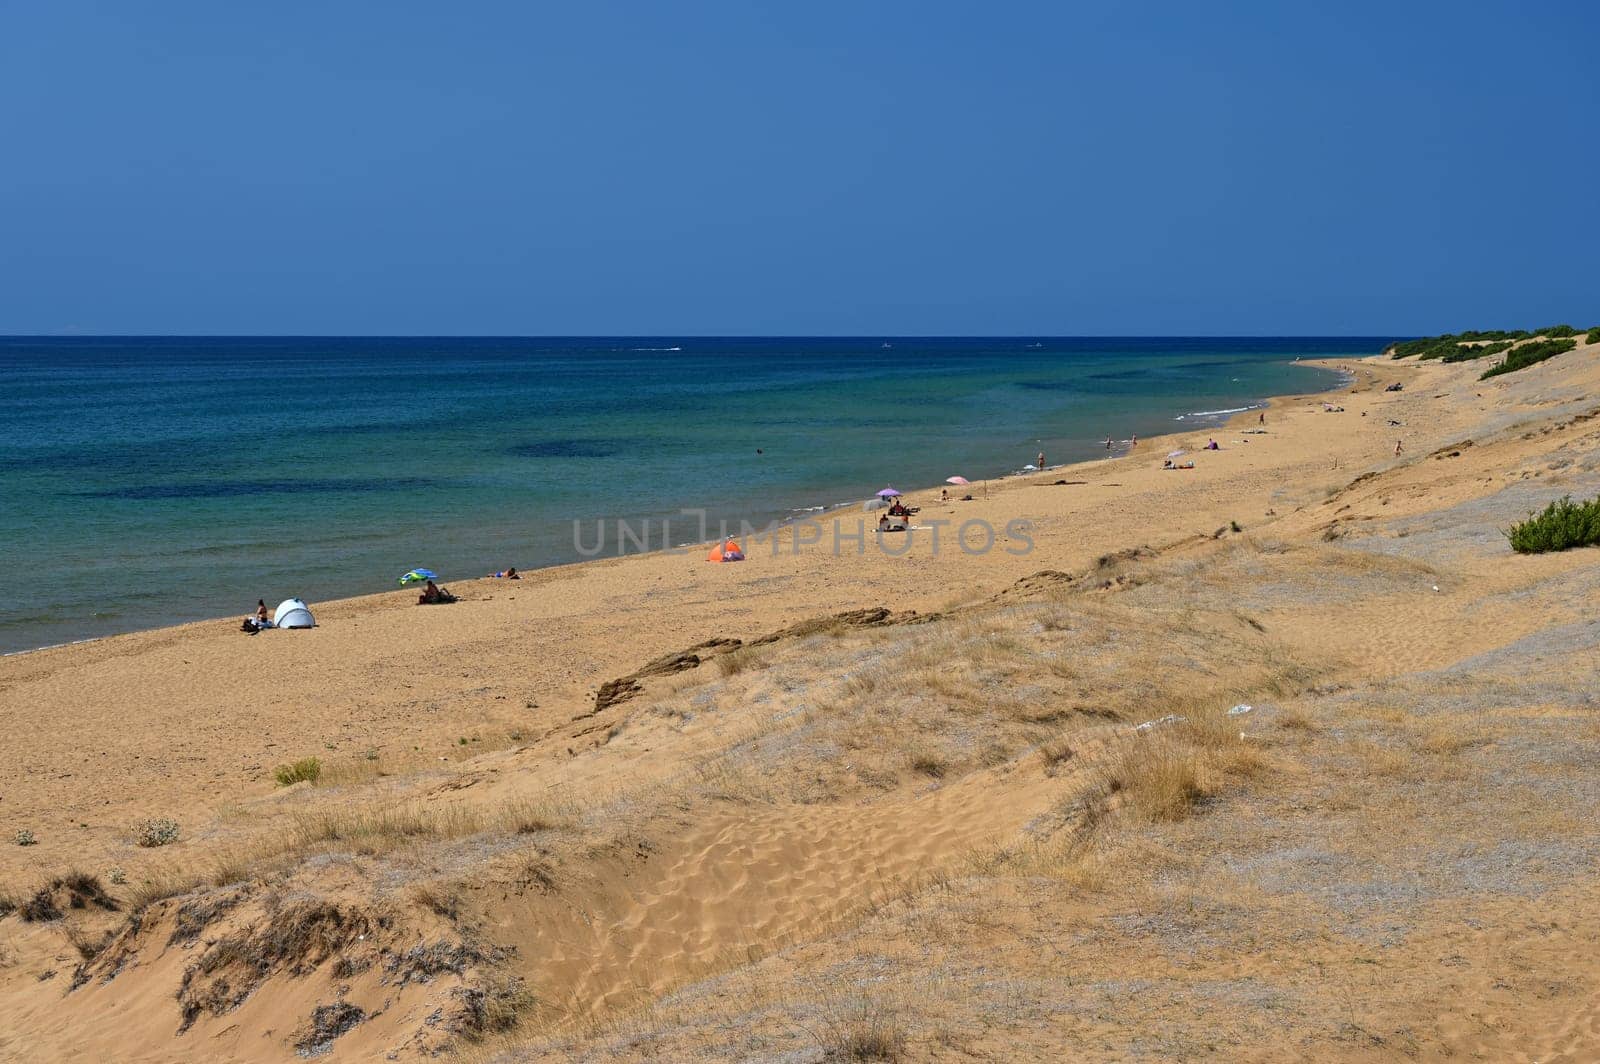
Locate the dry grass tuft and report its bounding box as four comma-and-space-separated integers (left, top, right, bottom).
716, 645, 769, 677
908, 751, 947, 779
1351, 740, 1409, 777
498, 797, 573, 835
407, 882, 462, 922
273, 758, 322, 787
123, 867, 208, 911
1416, 723, 1492, 757
457, 975, 538, 1040
1107, 738, 1212, 822
1038, 738, 1075, 771
804, 994, 907, 1062
1276, 706, 1321, 733
288, 800, 484, 855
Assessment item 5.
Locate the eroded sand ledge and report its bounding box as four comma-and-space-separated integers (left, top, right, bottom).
3, 342, 1600, 1061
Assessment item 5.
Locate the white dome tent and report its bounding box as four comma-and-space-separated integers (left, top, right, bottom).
273, 598, 316, 629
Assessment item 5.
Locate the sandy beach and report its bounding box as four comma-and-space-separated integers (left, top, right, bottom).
4, 340, 1600, 1061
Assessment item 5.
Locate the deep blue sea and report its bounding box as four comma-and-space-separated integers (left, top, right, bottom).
0, 336, 1382, 653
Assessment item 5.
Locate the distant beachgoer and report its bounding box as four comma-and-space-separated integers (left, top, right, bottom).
1258, 412, 1265, 425
878, 513, 891, 531
1395, 440, 1403, 456
1206, 438, 1219, 450
490, 567, 520, 579
1037, 451, 1045, 470
941, 488, 949, 502
256, 599, 269, 623
1104, 437, 1112, 449
1130, 434, 1138, 448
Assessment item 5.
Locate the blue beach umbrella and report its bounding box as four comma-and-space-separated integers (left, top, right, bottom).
400, 568, 438, 585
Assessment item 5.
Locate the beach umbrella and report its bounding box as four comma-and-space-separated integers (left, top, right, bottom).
1167, 450, 1185, 458
862, 497, 890, 512
400, 568, 437, 585
876, 487, 901, 497
945, 476, 970, 485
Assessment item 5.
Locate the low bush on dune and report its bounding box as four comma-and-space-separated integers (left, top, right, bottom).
1587, 327, 1600, 345
1507, 495, 1600, 553
273, 757, 323, 786
1439, 340, 1511, 363
1536, 324, 1578, 338
1480, 337, 1578, 379
1388, 329, 1528, 359
133, 817, 181, 848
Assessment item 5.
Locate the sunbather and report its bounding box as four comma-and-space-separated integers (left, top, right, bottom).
418, 579, 457, 605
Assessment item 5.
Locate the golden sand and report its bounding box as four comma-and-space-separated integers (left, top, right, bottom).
3, 340, 1599, 1061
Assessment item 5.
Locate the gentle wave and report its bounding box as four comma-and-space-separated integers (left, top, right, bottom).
1174, 404, 1257, 420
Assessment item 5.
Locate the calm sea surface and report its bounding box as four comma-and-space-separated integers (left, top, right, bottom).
0, 336, 1380, 653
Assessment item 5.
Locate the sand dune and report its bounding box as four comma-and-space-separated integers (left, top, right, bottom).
4, 340, 1600, 1060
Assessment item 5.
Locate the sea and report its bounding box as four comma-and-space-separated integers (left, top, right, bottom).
0, 336, 1384, 654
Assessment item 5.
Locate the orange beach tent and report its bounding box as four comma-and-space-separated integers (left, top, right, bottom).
707, 539, 745, 562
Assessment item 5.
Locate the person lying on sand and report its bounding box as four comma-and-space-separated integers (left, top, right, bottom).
489, 567, 519, 579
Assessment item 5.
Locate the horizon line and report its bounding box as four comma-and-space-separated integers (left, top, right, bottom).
1, 332, 1406, 340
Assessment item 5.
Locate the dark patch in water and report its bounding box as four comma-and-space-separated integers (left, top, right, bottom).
1086, 369, 1147, 381
1172, 359, 1248, 371
507, 439, 626, 459
75, 477, 442, 500
1014, 380, 1077, 392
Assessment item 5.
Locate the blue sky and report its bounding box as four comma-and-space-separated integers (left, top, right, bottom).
1, 1, 1595, 335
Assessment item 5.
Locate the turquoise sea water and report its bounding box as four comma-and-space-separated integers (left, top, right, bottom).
0, 336, 1378, 653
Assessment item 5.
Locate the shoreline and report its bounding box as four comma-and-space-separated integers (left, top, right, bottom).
2, 358, 1357, 658
5, 339, 1600, 1059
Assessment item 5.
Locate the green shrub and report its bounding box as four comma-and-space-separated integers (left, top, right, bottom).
1535, 324, 1577, 338
14, 829, 37, 847
1586, 327, 1600, 345
132, 817, 181, 848
1388, 329, 1530, 360
1440, 340, 1511, 363
1506, 495, 1600, 553
1480, 337, 1578, 379
273, 757, 323, 786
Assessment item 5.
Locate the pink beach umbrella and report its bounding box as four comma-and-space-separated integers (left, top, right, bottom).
876, 487, 902, 497
945, 476, 970, 485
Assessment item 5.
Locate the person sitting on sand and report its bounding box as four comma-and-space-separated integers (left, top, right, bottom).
1163, 458, 1174, 469
256, 599, 269, 624
878, 513, 891, 532
418, 579, 456, 605
1206, 438, 1219, 450
941, 488, 949, 502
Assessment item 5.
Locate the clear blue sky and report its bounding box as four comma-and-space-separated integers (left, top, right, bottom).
2, 1, 1595, 335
